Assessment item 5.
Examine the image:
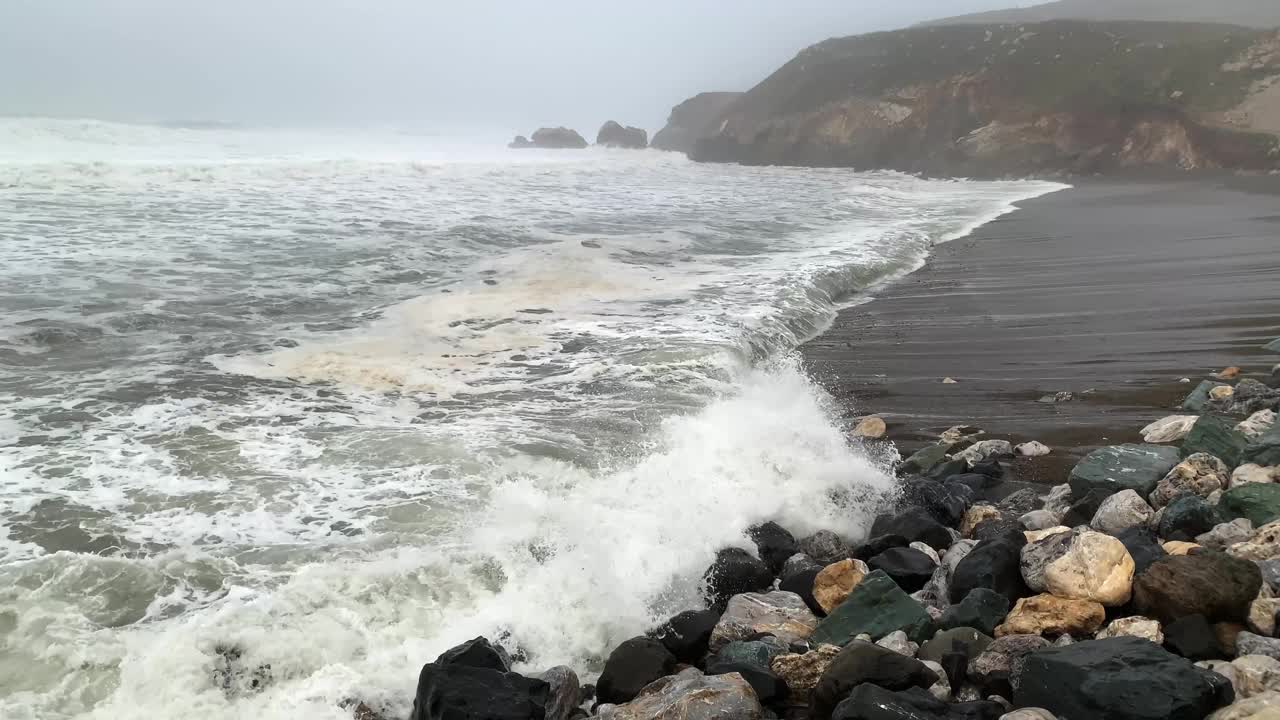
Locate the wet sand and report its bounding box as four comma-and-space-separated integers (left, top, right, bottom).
802, 175, 1280, 479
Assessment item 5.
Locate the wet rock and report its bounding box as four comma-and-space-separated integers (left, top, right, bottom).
780, 565, 824, 617
1091, 489, 1155, 535
596, 637, 677, 705
704, 547, 774, 609
996, 594, 1105, 638
956, 440, 1015, 466
705, 659, 788, 706
941, 589, 1010, 637
1184, 416, 1251, 469
713, 638, 786, 668
1143, 415, 1200, 443
436, 636, 512, 671
1153, 453, 1232, 509
852, 415, 887, 439
1238, 411, 1277, 441
1165, 614, 1224, 661
1161, 494, 1227, 543
952, 531, 1029, 605
539, 666, 580, 720
810, 641, 940, 720
409, 663, 549, 720
1019, 530, 1074, 594
1015, 636, 1232, 720
1016, 441, 1051, 457
830, 683, 1003, 719
708, 591, 818, 653
801, 530, 854, 566
749, 522, 799, 575
1184, 380, 1231, 412
1223, 484, 1280, 528
654, 609, 720, 664
962, 505, 1004, 538
782, 552, 820, 579
1134, 553, 1263, 624
919, 626, 994, 664
595, 121, 647, 149
870, 507, 953, 551
810, 570, 935, 646
900, 443, 953, 476
1208, 690, 1280, 719
1069, 444, 1182, 501
901, 477, 972, 527
770, 643, 840, 704
1115, 525, 1168, 575
1232, 464, 1280, 488
813, 558, 870, 614
596, 667, 762, 720
1200, 519, 1256, 552
967, 634, 1049, 695
1239, 632, 1280, 661
868, 547, 937, 593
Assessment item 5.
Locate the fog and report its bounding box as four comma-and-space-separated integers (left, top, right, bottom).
0, 0, 1025, 134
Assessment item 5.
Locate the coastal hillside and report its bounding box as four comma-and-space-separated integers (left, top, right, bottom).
691, 21, 1280, 176
924, 0, 1280, 30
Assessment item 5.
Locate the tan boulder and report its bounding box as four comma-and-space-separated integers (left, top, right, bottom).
1235, 464, 1280, 488
1211, 385, 1236, 402
1024, 526, 1071, 543
812, 558, 869, 614
1163, 541, 1202, 556
1043, 530, 1135, 606
852, 416, 887, 439
770, 644, 841, 703
1234, 655, 1280, 699
995, 593, 1106, 638
1150, 453, 1230, 509
1250, 598, 1280, 636
1207, 690, 1280, 719
1095, 615, 1163, 644
1230, 521, 1280, 563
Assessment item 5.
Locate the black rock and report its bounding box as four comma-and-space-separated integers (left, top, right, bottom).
1132, 552, 1263, 624
832, 684, 1003, 720
750, 521, 799, 575
949, 530, 1029, 605
703, 547, 774, 609
900, 477, 971, 527
870, 508, 953, 550
996, 488, 1040, 518
970, 459, 1005, 478
801, 530, 854, 565
854, 534, 910, 561
1015, 636, 1231, 720
780, 566, 825, 617
940, 589, 1011, 637
594, 636, 677, 705
595, 121, 648, 149
435, 637, 512, 672
1061, 488, 1110, 528
810, 641, 940, 720
653, 609, 720, 665
868, 547, 938, 593
1163, 614, 1224, 661
1159, 494, 1226, 542
918, 627, 994, 665
705, 660, 788, 705
410, 663, 549, 720
970, 516, 1023, 544
1115, 526, 1167, 576
928, 457, 971, 481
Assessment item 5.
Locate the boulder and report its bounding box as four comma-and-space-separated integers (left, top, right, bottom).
1208, 690, 1280, 719
1016, 441, 1051, 457
1165, 614, 1224, 661
708, 592, 818, 653
1001, 711, 1058, 720
900, 443, 953, 476
996, 594, 1106, 638
1249, 597, 1280, 636
1042, 484, 1074, 518
810, 570, 935, 646
1184, 416, 1251, 468
1143, 415, 1200, 443
952, 532, 1029, 608
1238, 411, 1277, 440
868, 547, 937, 593
1239, 632, 1280, 661
1244, 427, 1280, 472
920, 659, 953, 700
852, 415, 887, 439
1020, 530, 1074, 594
919, 626, 994, 664
801, 531, 854, 566
1233, 464, 1280, 488
409, 663, 549, 720
714, 637, 786, 667
1222, 484, 1280, 528
781, 565, 825, 617
830, 683, 1003, 720
1091, 489, 1155, 534
962, 505, 1004, 538
596, 637, 678, 705
1184, 380, 1231, 412
507, 135, 533, 149
1133, 553, 1263, 624
877, 629, 919, 657
943, 540, 979, 576
704, 547, 774, 609
810, 641, 940, 720
1115, 526, 1168, 575
1232, 380, 1280, 416
870, 508, 953, 551
1229, 655, 1280, 698
967, 634, 1050, 694
956, 440, 1015, 466
749, 522, 799, 575
941, 589, 1011, 637
813, 558, 870, 614
1160, 494, 1227, 543
705, 659, 787, 705
654, 609, 721, 664
1229, 520, 1280, 562
526, 127, 588, 149
1218, 622, 1247, 657
436, 636, 512, 671
596, 667, 762, 720
538, 666, 580, 720
1020, 510, 1061, 532
1200, 519, 1256, 552
770, 644, 841, 704
1062, 489, 1111, 528
1152, 453, 1232, 509
900, 477, 972, 527
1015, 636, 1232, 720
595, 121, 647, 149
1069, 444, 1183, 501
1097, 616, 1164, 644
1163, 540, 1203, 557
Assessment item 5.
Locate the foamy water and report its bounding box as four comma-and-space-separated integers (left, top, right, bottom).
0, 117, 1066, 719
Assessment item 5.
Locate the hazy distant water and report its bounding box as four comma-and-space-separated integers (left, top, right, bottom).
0, 118, 1064, 719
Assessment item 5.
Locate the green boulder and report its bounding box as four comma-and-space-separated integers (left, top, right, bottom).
1245, 426, 1280, 468
1182, 415, 1250, 468
1069, 444, 1182, 500
810, 570, 935, 646
1181, 380, 1228, 412
899, 443, 952, 476
1220, 483, 1280, 527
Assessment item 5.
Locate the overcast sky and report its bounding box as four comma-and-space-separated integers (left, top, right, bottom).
0, 1, 1026, 134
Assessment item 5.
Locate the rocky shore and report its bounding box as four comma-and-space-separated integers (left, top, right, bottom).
390, 338, 1280, 718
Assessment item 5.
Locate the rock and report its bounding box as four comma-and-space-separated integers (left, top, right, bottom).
801, 530, 854, 566
704, 547, 774, 609
651, 91, 743, 154
962, 505, 1004, 538
1023, 527, 1071, 544
1223, 484, 1280, 528
1097, 616, 1164, 644
920, 659, 952, 700
996, 594, 1106, 638
919, 627, 994, 664
1115, 525, 1168, 575
852, 415, 887, 439
1218, 622, 1247, 657
1019, 510, 1061, 531
1268, 339, 1280, 353
943, 540, 978, 576
877, 630, 918, 657
1016, 441, 1051, 457
941, 589, 1011, 637
997, 489, 1042, 520
654, 609, 720, 664
1038, 391, 1075, 404
956, 440, 1015, 466
1185, 416, 1251, 469
1133, 553, 1263, 624
1069, 444, 1182, 501
1091, 489, 1155, 534
967, 634, 1049, 694
1249, 597, 1280, 636
782, 553, 821, 579
515, 127, 588, 149
409, 663, 549, 720
943, 377, 958, 384
810, 570, 936, 646
1232, 380, 1280, 416
1208, 690, 1280, 719
910, 541, 943, 565
1061, 489, 1111, 528
596, 637, 678, 705
748, 522, 798, 575
1143, 415, 1201, 443
855, 534, 910, 561
830, 683, 1003, 720
1161, 494, 1227, 543
1239, 411, 1277, 440
1165, 614, 1223, 661
1001, 711, 1057, 720
708, 592, 818, 653
1165, 541, 1203, 556
900, 444, 953, 476
1020, 530, 1074, 594
1260, 559, 1280, 595
868, 547, 937, 593
1214, 386, 1239, 403
1153, 453, 1232, 509
1042, 484, 1074, 518
705, 659, 788, 705
1239, 632, 1280, 661
507, 135, 534, 149
813, 558, 870, 614
1203, 519, 1258, 551
770, 643, 840, 703
900, 477, 972, 527
810, 640, 940, 720
1015, 636, 1232, 720
1185, 380, 1231, 412
870, 508, 953, 551
436, 636, 512, 671
953, 531, 1029, 605
539, 666, 580, 720
1245, 427, 1280, 468
596, 667, 762, 720
1231, 655, 1280, 698
1217, 367, 1244, 381
781, 565, 825, 617
595, 121, 647, 149
713, 639, 783, 668
1229, 521, 1280, 562
1233, 464, 1280, 487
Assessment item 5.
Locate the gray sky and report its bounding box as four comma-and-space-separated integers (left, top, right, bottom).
0, 0, 1024, 134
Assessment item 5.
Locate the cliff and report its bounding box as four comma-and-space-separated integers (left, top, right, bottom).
690, 21, 1280, 177
924, 0, 1280, 30
651, 92, 743, 153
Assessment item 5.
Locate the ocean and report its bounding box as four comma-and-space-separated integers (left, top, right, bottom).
0, 117, 1065, 718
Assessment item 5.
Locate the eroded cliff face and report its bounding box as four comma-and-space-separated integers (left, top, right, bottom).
651, 92, 744, 154
691, 22, 1280, 177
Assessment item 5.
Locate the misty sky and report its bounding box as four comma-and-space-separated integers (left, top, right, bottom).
0, 0, 1027, 134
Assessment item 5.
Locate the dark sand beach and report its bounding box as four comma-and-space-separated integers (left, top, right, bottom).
803, 176, 1280, 476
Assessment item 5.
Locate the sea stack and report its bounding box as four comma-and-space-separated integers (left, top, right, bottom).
595, 121, 648, 149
